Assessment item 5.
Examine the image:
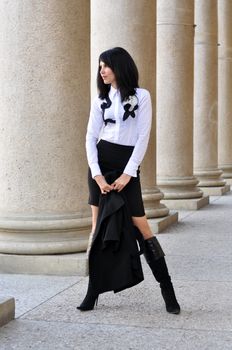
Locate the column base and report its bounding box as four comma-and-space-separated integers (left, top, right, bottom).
145, 205, 169, 219
0, 297, 15, 327
0, 252, 88, 276
143, 188, 169, 218
161, 196, 209, 210
219, 166, 232, 179
223, 178, 232, 185
0, 214, 91, 255
194, 168, 226, 187
148, 211, 178, 233
199, 184, 231, 196
157, 176, 203, 199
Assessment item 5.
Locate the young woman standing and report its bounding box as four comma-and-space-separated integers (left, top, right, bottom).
77, 47, 180, 314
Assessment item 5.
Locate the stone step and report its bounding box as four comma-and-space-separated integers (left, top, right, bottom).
0, 297, 15, 327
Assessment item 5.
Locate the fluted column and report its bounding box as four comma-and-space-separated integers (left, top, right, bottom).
194, 0, 228, 196
0, 1, 91, 256
218, 0, 232, 184
156, 0, 208, 210
91, 0, 177, 229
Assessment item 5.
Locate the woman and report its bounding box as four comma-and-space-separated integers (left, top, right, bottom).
77, 47, 180, 314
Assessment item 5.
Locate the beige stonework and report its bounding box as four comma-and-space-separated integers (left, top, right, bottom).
225, 179, 232, 186
194, 0, 226, 196
0, 297, 15, 327
157, 0, 208, 209
0, 252, 87, 276
161, 196, 209, 211
91, 0, 177, 230
218, 0, 232, 182
199, 184, 230, 196
0, 1, 91, 255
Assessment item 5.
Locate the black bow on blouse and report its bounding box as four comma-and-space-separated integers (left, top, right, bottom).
101, 94, 139, 125
122, 103, 139, 121
101, 96, 115, 126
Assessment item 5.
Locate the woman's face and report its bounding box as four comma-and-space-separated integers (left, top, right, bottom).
99, 61, 117, 88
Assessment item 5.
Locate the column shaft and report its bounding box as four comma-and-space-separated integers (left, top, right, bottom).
194, 0, 226, 193
157, 0, 206, 208
0, 0, 91, 254
218, 0, 232, 182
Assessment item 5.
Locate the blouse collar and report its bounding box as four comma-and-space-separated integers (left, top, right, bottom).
109, 85, 119, 99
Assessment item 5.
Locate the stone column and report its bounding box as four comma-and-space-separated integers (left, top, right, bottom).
218, 0, 232, 185
194, 0, 227, 195
91, 0, 177, 231
157, 0, 209, 210
0, 1, 91, 267
194, 0, 228, 196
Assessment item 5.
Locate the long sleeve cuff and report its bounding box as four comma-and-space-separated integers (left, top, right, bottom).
123, 160, 138, 177
90, 163, 102, 178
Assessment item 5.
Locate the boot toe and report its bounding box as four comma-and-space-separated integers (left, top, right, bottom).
166, 304, 181, 314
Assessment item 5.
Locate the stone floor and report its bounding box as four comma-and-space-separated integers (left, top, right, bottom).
0, 192, 232, 349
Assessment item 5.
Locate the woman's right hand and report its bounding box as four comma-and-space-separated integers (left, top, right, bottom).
94, 175, 114, 194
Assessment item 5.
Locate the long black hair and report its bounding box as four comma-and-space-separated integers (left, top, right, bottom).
97, 47, 139, 101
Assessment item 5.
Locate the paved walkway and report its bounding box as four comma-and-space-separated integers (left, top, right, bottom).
0, 192, 232, 349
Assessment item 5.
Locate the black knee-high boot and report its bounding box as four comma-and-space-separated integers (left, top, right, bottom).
144, 236, 180, 314
76, 279, 99, 311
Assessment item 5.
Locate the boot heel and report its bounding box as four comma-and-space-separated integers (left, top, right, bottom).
76, 281, 99, 312
161, 284, 180, 314
76, 294, 99, 311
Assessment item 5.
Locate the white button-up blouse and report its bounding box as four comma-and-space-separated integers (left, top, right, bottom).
86, 86, 152, 178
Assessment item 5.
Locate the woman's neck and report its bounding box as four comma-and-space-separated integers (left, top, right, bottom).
111, 82, 118, 89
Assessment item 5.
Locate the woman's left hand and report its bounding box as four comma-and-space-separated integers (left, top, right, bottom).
112, 173, 132, 192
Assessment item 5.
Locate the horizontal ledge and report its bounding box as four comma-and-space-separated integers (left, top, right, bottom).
142, 192, 164, 201
218, 56, 232, 61
161, 196, 209, 210
145, 207, 169, 219
161, 192, 203, 199
194, 42, 218, 47
157, 177, 199, 187
199, 185, 231, 196
194, 168, 223, 175
0, 253, 88, 275
196, 181, 226, 187
157, 22, 194, 26
0, 235, 89, 255
0, 216, 91, 231
0, 216, 91, 254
